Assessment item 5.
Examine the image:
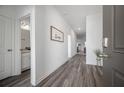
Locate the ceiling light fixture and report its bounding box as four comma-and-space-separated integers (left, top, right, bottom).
78, 28, 81, 30
21, 25, 30, 30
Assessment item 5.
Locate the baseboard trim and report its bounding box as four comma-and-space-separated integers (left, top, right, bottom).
36, 61, 70, 86
36, 72, 50, 86
35, 54, 78, 86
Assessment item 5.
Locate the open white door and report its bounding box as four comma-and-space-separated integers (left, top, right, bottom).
103, 6, 124, 86
0, 15, 12, 80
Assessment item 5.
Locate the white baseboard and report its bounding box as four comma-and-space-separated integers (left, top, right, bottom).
36, 72, 51, 86
35, 56, 77, 86
36, 61, 69, 86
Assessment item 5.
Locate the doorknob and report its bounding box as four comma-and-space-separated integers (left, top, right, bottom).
8, 49, 12, 52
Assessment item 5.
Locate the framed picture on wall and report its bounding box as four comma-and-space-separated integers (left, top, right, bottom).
50, 26, 64, 42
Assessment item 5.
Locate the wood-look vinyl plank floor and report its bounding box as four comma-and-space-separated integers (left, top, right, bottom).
0, 70, 31, 87
38, 54, 104, 87
0, 54, 104, 87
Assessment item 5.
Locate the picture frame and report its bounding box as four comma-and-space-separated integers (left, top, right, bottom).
50, 26, 64, 42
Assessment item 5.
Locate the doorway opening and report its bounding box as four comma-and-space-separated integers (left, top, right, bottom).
20, 14, 31, 84
76, 34, 86, 56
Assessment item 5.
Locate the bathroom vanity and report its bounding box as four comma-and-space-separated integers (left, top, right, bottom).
21, 49, 30, 71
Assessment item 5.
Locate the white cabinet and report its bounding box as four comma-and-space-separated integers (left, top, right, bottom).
21, 52, 30, 71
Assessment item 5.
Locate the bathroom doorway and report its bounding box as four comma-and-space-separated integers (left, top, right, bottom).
20, 15, 31, 80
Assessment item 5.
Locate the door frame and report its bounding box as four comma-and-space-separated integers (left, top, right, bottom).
18, 13, 35, 85
18, 11, 36, 86
19, 14, 31, 73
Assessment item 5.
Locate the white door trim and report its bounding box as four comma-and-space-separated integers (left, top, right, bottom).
18, 12, 36, 86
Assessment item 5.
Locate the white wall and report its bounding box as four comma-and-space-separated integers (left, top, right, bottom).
68, 35, 71, 58
86, 13, 103, 65
70, 30, 77, 57
35, 5, 77, 85
68, 30, 77, 58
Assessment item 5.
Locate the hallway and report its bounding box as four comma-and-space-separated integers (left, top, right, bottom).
0, 54, 103, 87
39, 54, 103, 87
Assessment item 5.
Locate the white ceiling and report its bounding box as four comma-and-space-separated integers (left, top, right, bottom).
55, 5, 102, 35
